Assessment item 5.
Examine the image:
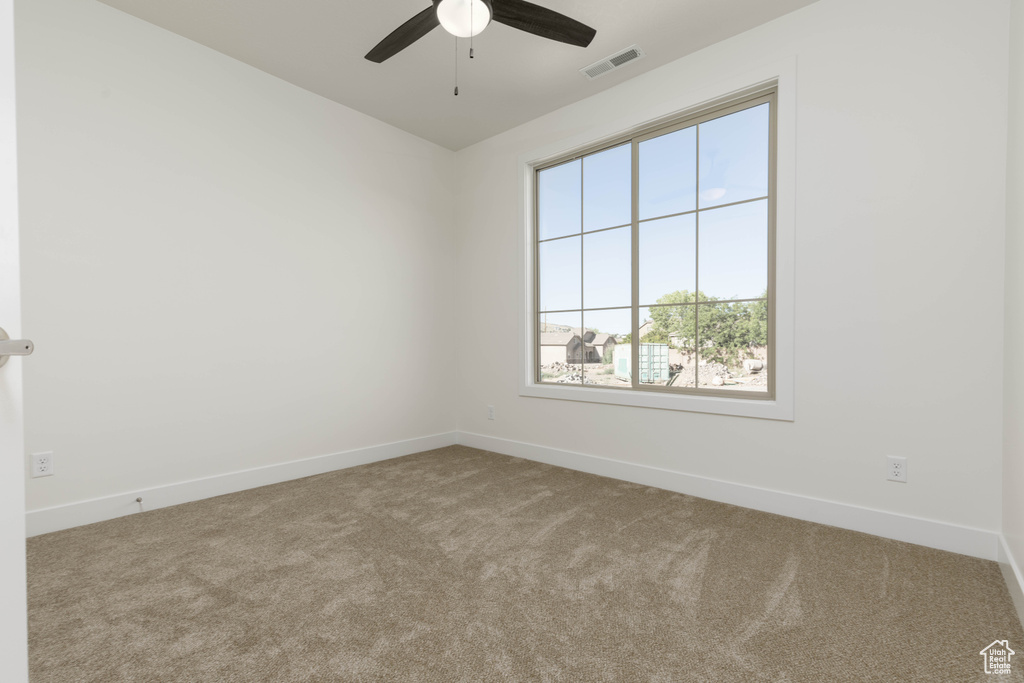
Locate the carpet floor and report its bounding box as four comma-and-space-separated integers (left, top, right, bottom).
27, 445, 1024, 682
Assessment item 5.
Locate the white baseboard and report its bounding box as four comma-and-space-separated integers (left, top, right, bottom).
27, 430, 1003, 564
26, 432, 458, 537
457, 431, 1000, 561
999, 535, 1024, 629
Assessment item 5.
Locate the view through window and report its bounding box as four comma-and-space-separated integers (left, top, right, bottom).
535, 90, 775, 397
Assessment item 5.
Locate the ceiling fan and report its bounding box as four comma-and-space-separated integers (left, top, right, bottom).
365, 0, 597, 63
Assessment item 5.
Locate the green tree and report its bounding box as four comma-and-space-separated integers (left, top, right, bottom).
642, 289, 768, 365
647, 290, 697, 346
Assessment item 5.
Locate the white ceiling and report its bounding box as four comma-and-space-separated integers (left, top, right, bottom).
94, 0, 818, 150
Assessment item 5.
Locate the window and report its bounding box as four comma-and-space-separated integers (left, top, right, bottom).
533, 89, 776, 399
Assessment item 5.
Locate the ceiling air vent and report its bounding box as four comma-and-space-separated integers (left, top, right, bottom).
580, 45, 646, 80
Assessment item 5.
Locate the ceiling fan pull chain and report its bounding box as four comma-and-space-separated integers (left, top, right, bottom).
470, 0, 474, 58
454, 35, 459, 96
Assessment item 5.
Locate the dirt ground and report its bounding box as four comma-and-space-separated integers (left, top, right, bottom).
541, 361, 768, 392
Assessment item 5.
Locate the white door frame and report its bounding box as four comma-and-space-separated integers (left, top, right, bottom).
0, 0, 30, 679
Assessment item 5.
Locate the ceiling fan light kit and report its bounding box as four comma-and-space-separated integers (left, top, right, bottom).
436, 0, 492, 38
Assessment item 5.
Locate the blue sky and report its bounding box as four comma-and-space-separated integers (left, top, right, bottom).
538, 103, 769, 322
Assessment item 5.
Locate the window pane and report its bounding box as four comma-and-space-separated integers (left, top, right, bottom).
538, 160, 581, 241
534, 93, 774, 401
539, 236, 580, 312
698, 199, 768, 301
698, 103, 769, 209
583, 309, 630, 386
639, 214, 696, 307
583, 144, 631, 231
696, 302, 768, 392
636, 306, 696, 387
539, 312, 582, 384
583, 226, 630, 309
639, 126, 696, 221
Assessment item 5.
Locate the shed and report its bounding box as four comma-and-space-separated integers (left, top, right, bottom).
613, 343, 671, 383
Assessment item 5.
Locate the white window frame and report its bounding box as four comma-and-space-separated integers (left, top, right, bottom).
518, 60, 795, 420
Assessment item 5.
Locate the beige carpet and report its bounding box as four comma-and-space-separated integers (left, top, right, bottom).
27, 445, 1024, 682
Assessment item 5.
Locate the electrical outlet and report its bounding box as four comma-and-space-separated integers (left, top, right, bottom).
31, 451, 54, 478
887, 456, 907, 483
487, 405, 495, 420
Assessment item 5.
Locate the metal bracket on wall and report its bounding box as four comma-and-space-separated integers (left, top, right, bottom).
0, 326, 33, 368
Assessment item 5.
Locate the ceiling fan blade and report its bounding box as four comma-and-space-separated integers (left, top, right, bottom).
365, 6, 440, 63
491, 0, 596, 48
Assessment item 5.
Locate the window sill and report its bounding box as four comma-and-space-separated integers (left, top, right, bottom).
519, 381, 793, 420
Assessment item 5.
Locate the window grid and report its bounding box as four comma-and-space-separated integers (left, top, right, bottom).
535, 88, 776, 399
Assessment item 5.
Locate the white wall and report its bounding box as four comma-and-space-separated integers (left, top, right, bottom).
1003, 0, 1024, 611
455, 0, 1010, 533
17, 0, 457, 513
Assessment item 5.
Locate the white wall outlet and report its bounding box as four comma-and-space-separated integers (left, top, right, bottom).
887, 456, 907, 483
487, 405, 495, 420
31, 451, 54, 478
